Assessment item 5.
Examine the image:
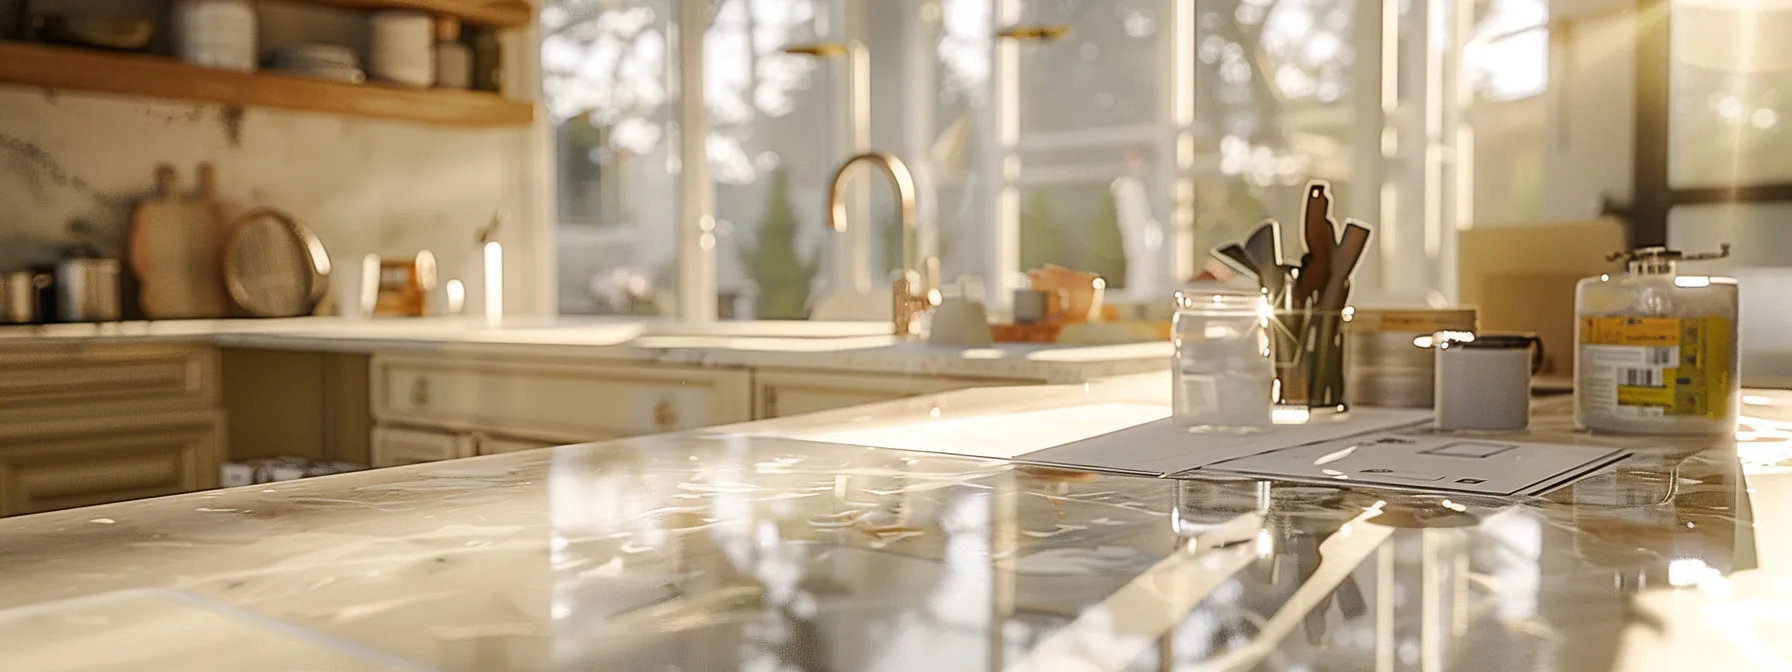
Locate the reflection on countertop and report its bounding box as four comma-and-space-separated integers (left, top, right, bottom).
0, 379, 1788, 670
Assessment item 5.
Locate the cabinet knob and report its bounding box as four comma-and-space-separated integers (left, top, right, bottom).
653, 398, 678, 432
410, 377, 431, 407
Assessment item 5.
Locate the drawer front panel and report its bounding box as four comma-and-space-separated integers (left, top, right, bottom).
753, 370, 1029, 419
475, 434, 558, 456
371, 425, 475, 468
0, 344, 218, 421
0, 411, 222, 516
372, 355, 751, 438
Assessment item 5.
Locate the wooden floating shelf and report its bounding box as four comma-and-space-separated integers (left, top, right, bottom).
0, 42, 534, 128
300, 0, 534, 29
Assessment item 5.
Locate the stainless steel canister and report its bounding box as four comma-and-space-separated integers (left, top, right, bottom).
0, 271, 50, 323
54, 258, 121, 322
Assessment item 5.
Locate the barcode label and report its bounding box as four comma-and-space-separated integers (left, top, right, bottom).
1646, 347, 1678, 365
1619, 367, 1665, 387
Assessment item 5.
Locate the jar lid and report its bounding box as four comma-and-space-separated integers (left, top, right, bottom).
1435, 331, 1539, 350
1172, 284, 1262, 310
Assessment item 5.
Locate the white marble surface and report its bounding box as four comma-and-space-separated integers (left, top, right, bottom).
0, 376, 1780, 670
0, 317, 1172, 383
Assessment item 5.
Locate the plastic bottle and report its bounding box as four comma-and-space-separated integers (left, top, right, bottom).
1575, 245, 1740, 435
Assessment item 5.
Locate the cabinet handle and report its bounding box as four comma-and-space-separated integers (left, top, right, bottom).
410, 377, 431, 407
653, 397, 678, 432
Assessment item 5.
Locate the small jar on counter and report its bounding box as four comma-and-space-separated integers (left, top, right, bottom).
1576, 245, 1740, 435
1172, 287, 1273, 432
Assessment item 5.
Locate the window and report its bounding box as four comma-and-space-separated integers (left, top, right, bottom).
544, 0, 1471, 314
544, 0, 679, 315
1463, 0, 1547, 102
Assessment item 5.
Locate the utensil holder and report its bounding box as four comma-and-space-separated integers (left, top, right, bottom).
1269, 308, 1349, 417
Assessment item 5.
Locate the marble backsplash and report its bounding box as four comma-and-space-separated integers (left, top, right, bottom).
0, 85, 540, 316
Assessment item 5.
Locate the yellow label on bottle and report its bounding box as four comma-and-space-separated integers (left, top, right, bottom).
1579, 316, 1731, 418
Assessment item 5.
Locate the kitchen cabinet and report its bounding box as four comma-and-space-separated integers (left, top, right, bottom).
221, 348, 372, 464
752, 370, 1032, 420
372, 353, 754, 441
0, 410, 224, 516
0, 342, 225, 516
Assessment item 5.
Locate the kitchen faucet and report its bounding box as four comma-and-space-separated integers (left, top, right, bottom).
825, 152, 935, 336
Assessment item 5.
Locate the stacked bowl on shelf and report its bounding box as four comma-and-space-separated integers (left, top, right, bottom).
369, 10, 434, 87
270, 42, 364, 83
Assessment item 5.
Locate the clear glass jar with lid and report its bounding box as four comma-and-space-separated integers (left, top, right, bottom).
1172, 287, 1273, 432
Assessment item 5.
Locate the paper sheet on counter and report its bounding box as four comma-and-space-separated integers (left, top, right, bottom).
1016, 408, 1433, 476
1191, 434, 1630, 497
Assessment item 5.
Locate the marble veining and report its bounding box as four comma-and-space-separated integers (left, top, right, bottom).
0, 380, 1786, 670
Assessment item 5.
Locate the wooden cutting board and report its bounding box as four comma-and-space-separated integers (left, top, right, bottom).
129, 164, 231, 319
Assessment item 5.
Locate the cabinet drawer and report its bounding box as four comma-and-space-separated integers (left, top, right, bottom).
372, 425, 475, 468
0, 343, 218, 423
0, 410, 224, 516
371, 354, 753, 439
475, 433, 557, 456
754, 370, 1032, 419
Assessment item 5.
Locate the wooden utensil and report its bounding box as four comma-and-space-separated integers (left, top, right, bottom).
1243, 220, 1283, 298
1309, 220, 1373, 401
1210, 243, 1259, 281
1294, 181, 1337, 308
128, 163, 231, 319
1316, 220, 1372, 312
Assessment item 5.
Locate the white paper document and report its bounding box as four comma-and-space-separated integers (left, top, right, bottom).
1015, 408, 1434, 476
1192, 434, 1629, 497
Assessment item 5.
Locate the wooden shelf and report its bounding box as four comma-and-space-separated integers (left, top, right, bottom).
0, 42, 533, 128
300, 0, 534, 29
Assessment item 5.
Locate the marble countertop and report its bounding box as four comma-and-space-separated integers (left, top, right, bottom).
0, 317, 1171, 383
0, 375, 1786, 670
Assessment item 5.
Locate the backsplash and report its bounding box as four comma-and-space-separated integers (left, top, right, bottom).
0, 86, 537, 316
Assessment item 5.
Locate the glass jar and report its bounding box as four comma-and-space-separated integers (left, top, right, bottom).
1172, 288, 1273, 432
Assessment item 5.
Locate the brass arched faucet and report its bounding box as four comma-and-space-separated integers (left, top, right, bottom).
825, 152, 935, 335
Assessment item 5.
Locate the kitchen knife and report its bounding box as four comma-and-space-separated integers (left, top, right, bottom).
1294, 182, 1337, 308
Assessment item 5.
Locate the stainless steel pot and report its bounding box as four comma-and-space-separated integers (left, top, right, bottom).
55, 257, 121, 322
0, 271, 50, 324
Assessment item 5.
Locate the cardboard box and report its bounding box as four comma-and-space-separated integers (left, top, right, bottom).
1457, 219, 1626, 384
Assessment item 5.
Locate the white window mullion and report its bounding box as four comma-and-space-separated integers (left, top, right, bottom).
981, 0, 1022, 309
676, 0, 718, 321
